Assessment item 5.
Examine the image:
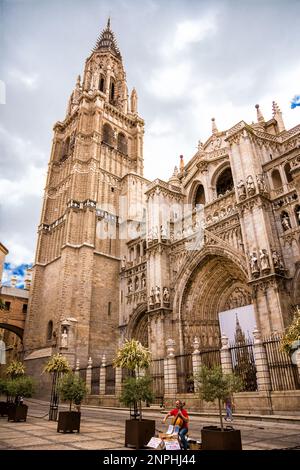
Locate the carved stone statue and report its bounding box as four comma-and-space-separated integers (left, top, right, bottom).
256, 174, 267, 193
0, 338, 6, 364
147, 228, 153, 243
281, 213, 291, 231
141, 276, 146, 289
259, 249, 270, 271
121, 255, 126, 270
128, 281, 133, 294
246, 175, 256, 196
152, 226, 158, 240
197, 140, 204, 152
163, 287, 170, 303
237, 180, 246, 200
149, 287, 155, 306
61, 328, 68, 348
135, 277, 139, 291
249, 252, 259, 273
155, 286, 161, 304
296, 207, 300, 224
160, 225, 167, 240
272, 250, 284, 271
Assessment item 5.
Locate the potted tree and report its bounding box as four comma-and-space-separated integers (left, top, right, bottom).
43, 353, 71, 421
280, 306, 300, 363
194, 365, 243, 450
113, 339, 155, 449
57, 372, 87, 433
5, 361, 35, 422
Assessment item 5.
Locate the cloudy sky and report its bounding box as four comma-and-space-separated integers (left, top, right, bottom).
0, 0, 300, 284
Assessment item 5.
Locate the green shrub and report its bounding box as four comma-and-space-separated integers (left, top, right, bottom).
58, 373, 87, 411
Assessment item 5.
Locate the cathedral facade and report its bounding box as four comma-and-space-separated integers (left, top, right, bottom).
23, 21, 300, 376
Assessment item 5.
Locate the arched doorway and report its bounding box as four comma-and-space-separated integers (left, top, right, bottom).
177, 250, 251, 354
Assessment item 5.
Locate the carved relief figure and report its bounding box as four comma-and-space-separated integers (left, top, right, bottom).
259, 249, 270, 272
147, 227, 153, 243
296, 207, 300, 224
246, 175, 256, 196
237, 180, 246, 200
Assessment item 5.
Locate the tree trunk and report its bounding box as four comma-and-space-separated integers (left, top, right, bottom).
218, 398, 224, 431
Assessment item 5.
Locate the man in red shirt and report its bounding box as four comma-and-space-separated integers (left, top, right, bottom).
162, 400, 189, 450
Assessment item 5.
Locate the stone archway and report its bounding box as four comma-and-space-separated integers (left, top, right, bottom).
173, 245, 251, 354
125, 303, 149, 348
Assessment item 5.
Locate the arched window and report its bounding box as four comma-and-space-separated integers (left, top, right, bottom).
47, 321, 53, 341
284, 163, 293, 183
60, 137, 70, 162
194, 184, 206, 207
216, 167, 234, 196
117, 133, 127, 154
136, 244, 140, 260
102, 123, 113, 146
271, 169, 282, 189
109, 79, 115, 103
99, 75, 105, 93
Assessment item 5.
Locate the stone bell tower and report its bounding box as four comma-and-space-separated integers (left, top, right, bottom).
23, 19, 145, 376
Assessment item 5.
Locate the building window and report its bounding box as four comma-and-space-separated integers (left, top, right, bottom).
194, 184, 206, 207
99, 75, 105, 93
102, 123, 113, 146
284, 163, 293, 183
271, 169, 282, 189
22, 304, 27, 314
216, 168, 234, 196
47, 320, 53, 341
108, 302, 111, 316
109, 79, 115, 103
117, 133, 127, 154
5, 301, 11, 311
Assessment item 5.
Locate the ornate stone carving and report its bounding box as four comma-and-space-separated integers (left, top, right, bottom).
281, 212, 291, 231
61, 328, 68, 348
256, 174, 267, 194
224, 286, 252, 310
237, 180, 246, 200
246, 175, 256, 196
271, 250, 284, 271
162, 287, 170, 304
166, 338, 175, 357
259, 249, 270, 273
149, 287, 155, 308
249, 251, 259, 277
155, 286, 161, 304
160, 225, 168, 241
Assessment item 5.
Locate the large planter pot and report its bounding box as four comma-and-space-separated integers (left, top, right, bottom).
0, 401, 8, 417
7, 404, 28, 422
201, 426, 242, 450
57, 411, 81, 433
125, 419, 156, 449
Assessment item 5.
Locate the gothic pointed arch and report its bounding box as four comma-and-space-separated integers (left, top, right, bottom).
126, 303, 149, 348
172, 244, 250, 354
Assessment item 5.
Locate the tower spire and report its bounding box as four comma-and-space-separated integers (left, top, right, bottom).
93, 19, 122, 59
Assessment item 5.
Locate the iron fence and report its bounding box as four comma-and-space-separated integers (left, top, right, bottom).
200, 348, 221, 368
176, 354, 194, 393
230, 340, 257, 391
263, 335, 300, 391
105, 364, 116, 395
91, 366, 100, 395
149, 359, 164, 405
